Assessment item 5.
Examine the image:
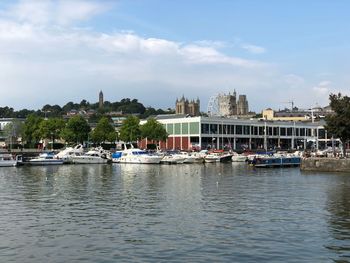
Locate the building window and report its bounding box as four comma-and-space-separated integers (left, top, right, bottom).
201, 123, 209, 134
236, 125, 242, 134
210, 124, 218, 134
243, 126, 250, 135
230, 125, 235, 134
182, 123, 189, 134
280, 127, 286, 136
190, 122, 199, 134
318, 129, 326, 139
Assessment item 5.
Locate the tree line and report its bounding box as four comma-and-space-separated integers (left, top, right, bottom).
3, 114, 167, 149
0, 98, 175, 119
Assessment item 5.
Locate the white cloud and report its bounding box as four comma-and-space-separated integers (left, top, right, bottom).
284, 74, 305, 88
0, 0, 317, 112
5, 0, 108, 26
313, 80, 331, 95
241, 44, 266, 54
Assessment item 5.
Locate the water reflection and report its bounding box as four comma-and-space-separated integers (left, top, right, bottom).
326, 174, 350, 261
0, 164, 350, 262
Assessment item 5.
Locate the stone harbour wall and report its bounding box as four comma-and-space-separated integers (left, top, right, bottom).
301, 158, 350, 172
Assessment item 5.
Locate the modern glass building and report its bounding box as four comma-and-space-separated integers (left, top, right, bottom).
139, 115, 330, 151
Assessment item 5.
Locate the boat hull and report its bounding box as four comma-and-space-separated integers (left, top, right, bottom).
29, 160, 64, 165
252, 156, 301, 168
71, 157, 108, 164
119, 156, 163, 164
0, 160, 17, 167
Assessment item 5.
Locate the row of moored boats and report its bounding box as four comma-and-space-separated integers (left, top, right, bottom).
0, 145, 302, 168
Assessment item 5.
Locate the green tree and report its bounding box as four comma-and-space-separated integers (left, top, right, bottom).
22, 114, 43, 147
119, 115, 141, 142
140, 118, 168, 144
325, 93, 350, 157
61, 116, 91, 144
39, 118, 66, 149
3, 120, 24, 148
90, 117, 116, 144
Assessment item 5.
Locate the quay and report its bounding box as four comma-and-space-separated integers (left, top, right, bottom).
301, 157, 350, 172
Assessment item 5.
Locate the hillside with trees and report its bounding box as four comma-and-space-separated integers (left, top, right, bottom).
0, 98, 174, 119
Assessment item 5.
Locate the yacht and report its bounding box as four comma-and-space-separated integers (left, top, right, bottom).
231, 152, 248, 162
29, 153, 64, 165
0, 154, 21, 167
118, 148, 163, 164
204, 151, 233, 163
55, 144, 84, 163
172, 152, 204, 163
71, 147, 110, 164
160, 152, 186, 164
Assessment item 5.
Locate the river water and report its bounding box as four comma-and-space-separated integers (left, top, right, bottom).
0, 163, 349, 262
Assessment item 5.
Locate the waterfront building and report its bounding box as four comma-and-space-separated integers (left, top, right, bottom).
139, 115, 329, 151
262, 106, 333, 122
99, 90, 104, 109
175, 96, 200, 116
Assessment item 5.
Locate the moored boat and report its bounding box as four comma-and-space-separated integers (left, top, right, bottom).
204, 151, 233, 163
29, 153, 64, 165
249, 155, 301, 168
231, 152, 248, 162
118, 148, 163, 164
55, 144, 84, 163
71, 147, 110, 164
0, 154, 21, 167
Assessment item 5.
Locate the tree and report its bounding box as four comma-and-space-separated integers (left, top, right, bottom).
119, 116, 141, 142
325, 93, 350, 157
90, 117, 116, 144
140, 118, 168, 145
39, 118, 65, 149
22, 114, 43, 147
61, 116, 91, 144
3, 120, 24, 148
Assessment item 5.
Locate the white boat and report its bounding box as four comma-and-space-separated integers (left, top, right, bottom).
204, 151, 233, 163
55, 144, 84, 163
71, 147, 109, 164
118, 148, 163, 164
160, 154, 186, 164
29, 153, 64, 165
231, 152, 247, 162
0, 154, 21, 167
173, 152, 204, 163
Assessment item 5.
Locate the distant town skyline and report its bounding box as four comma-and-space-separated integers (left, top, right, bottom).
0, 0, 349, 112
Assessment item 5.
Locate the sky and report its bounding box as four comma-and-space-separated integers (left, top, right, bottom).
0, 0, 349, 112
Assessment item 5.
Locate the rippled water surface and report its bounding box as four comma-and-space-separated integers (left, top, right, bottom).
0, 163, 350, 262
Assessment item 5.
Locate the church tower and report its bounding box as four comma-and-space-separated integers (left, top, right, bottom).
99, 90, 104, 109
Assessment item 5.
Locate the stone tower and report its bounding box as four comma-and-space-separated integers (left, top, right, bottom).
237, 95, 249, 115
175, 96, 200, 116
218, 92, 237, 116
99, 90, 104, 109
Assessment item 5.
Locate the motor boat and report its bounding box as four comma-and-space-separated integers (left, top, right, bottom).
249, 155, 301, 168
55, 144, 84, 163
0, 154, 22, 167
204, 151, 232, 163
172, 152, 204, 163
231, 152, 248, 162
71, 147, 110, 164
29, 152, 64, 165
117, 148, 163, 164
160, 152, 186, 164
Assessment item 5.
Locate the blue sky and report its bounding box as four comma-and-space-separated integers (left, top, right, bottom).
0, 0, 349, 112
